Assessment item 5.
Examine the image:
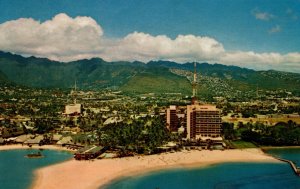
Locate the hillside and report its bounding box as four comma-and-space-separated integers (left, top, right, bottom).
120, 67, 191, 94
149, 61, 300, 95
0, 70, 8, 82
0, 51, 300, 97
0, 69, 14, 87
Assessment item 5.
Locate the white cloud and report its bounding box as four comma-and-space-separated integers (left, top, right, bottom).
221, 51, 284, 70
101, 32, 225, 62
0, 13, 300, 72
252, 9, 275, 21
220, 51, 300, 72
269, 25, 281, 34
0, 13, 103, 61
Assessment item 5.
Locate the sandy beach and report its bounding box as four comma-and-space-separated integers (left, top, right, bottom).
29, 148, 278, 189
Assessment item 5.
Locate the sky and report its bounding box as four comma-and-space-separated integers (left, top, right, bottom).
0, 0, 300, 72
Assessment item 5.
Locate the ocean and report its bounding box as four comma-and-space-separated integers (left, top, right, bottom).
1, 148, 300, 189
0, 149, 72, 189
104, 148, 300, 189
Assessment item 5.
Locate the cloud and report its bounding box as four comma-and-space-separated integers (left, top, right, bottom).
252, 9, 275, 21
0, 13, 103, 61
101, 32, 225, 62
0, 14, 225, 63
220, 51, 300, 72
269, 25, 281, 34
1, 13, 300, 73
221, 51, 284, 70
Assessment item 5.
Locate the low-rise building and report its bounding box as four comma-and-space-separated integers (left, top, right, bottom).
74, 145, 107, 160
64, 104, 82, 116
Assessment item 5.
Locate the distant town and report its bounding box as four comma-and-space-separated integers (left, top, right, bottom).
1, 62, 300, 160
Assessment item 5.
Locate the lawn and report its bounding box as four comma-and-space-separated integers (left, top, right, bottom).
231, 140, 257, 149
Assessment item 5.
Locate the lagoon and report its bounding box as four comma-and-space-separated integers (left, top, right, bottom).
0, 149, 72, 189
266, 148, 300, 166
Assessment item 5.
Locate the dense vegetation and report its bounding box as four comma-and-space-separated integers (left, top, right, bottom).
222, 121, 300, 146
98, 116, 170, 155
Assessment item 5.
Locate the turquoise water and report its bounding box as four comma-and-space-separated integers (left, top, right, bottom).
104, 148, 300, 189
266, 148, 300, 166
0, 149, 72, 189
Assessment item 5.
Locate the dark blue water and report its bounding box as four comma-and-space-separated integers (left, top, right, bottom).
0, 149, 72, 189
104, 148, 300, 189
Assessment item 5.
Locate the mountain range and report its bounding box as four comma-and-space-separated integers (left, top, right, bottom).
0, 51, 300, 98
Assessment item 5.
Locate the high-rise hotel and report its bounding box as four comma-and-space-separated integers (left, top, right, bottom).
186, 104, 221, 140
166, 105, 179, 132
166, 62, 222, 141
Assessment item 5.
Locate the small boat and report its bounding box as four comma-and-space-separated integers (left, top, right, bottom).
25, 151, 43, 158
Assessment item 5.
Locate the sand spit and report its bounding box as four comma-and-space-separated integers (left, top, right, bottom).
30, 148, 278, 189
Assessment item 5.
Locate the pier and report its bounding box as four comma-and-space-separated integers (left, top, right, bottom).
274, 157, 300, 176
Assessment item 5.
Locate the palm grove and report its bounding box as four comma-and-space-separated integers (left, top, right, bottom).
98, 117, 170, 156
222, 120, 300, 146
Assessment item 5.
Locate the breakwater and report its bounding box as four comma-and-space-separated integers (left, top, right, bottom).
274, 157, 300, 176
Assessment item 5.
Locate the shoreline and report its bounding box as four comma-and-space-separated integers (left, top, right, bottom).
101, 155, 280, 189
0, 144, 76, 153
261, 146, 300, 150
30, 148, 279, 189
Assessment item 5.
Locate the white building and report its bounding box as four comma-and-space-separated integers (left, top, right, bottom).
65, 104, 82, 115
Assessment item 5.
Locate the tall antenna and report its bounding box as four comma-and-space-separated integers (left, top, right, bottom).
74, 80, 77, 104
192, 62, 197, 104
256, 84, 258, 99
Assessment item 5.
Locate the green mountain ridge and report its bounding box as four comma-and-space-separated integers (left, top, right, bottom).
0, 51, 300, 97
